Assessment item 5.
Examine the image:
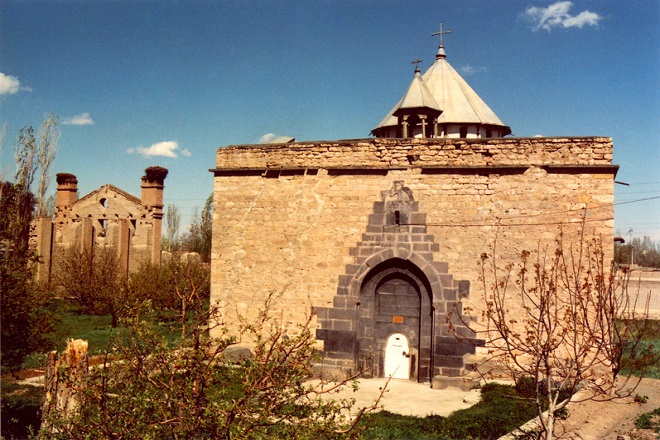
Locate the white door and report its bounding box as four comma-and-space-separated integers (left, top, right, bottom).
384, 333, 410, 379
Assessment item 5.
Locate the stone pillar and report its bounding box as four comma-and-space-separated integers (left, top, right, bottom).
116, 219, 130, 276
79, 217, 94, 254
420, 115, 428, 138
56, 173, 78, 208
140, 167, 168, 265
33, 216, 54, 284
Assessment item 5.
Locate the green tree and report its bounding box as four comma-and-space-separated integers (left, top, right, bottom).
127, 258, 210, 313
13, 114, 60, 217
164, 203, 181, 252
0, 182, 55, 371
180, 193, 212, 262
615, 235, 660, 268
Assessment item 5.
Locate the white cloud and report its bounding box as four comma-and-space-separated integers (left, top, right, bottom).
258, 132, 295, 144
524, 1, 603, 31
0, 73, 26, 96
63, 112, 94, 126
127, 141, 190, 158
459, 65, 488, 76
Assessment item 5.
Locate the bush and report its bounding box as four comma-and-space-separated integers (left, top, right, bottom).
39, 281, 368, 439
55, 252, 211, 330
54, 247, 127, 327
127, 258, 210, 312
619, 319, 660, 379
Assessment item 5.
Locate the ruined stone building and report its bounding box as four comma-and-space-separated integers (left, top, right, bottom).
33, 167, 168, 283
210, 35, 617, 384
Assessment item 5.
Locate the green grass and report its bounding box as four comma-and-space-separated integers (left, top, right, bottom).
635, 407, 660, 432
358, 383, 538, 440
19, 299, 181, 371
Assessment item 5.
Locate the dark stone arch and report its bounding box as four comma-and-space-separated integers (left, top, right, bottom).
355, 257, 434, 381
349, 248, 445, 305
314, 182, 482, 382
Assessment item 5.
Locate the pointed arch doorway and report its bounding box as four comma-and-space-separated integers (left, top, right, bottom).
356, 258, 434, 381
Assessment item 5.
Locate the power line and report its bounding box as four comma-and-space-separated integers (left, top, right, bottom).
418, 216, 614, 228
413, 196, 658, 228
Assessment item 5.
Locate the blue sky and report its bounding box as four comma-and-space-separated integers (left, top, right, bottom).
1, 0, 658, 240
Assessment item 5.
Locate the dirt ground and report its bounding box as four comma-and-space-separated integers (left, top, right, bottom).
549, 378, 660, 440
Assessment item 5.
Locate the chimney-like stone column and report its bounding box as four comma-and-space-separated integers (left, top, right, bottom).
56, 173, 78, 208
141, 166, 168, 209
141, 167, 168, 265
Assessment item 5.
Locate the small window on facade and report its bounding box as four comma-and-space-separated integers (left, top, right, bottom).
486, 128, 492, 138
459, 126, 468, 138
98, 219, 108, 237
99, 198, 108, 208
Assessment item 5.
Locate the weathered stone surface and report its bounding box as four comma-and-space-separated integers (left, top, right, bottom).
32, 169, 167, 283
210, 137, 616, 379
431, 375, 480, 391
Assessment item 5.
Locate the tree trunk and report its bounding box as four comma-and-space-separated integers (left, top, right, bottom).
41, 339, 89, 433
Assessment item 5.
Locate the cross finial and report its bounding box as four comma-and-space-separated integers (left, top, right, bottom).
431, 22, 452, 47
411, 58, 422, 73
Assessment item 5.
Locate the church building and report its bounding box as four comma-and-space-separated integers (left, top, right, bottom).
32, 167, 168, 283
210, 29, 616, 385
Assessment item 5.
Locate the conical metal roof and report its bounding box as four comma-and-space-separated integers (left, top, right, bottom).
393, 67, 442, 116
423, 48, 508, 129
373, 42, 511, 137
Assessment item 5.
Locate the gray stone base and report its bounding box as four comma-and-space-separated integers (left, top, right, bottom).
431, 375, 480, 391
311, 363, 352, 381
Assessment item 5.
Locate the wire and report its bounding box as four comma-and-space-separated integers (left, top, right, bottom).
413, 216, 614, 228
404, 196, 659, 228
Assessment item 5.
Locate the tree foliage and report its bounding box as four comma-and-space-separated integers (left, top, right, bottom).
35, 114, 59, 216
55, 250, 211, 328
54, 247, 127, 328
178, 193, 213, 262
164, 203, 181, 252
13, 113, 59, 217
467, 232, 654, 439
0, 182, 55, 370
127, 258, 211, 314
615, 235, 660, 268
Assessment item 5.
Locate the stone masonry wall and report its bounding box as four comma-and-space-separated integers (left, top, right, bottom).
211, 137, 616, 374
33, 184, 162, 284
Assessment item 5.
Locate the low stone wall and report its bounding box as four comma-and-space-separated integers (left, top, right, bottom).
215, 137, 613, 169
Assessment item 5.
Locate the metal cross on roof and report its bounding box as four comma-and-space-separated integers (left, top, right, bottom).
431, 22, 452, 47
411, 58, 423, 72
